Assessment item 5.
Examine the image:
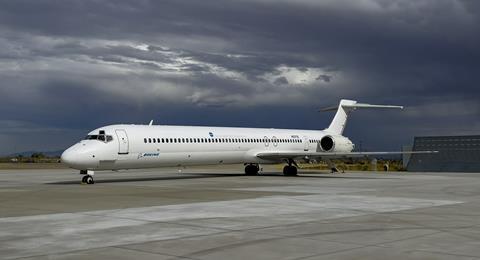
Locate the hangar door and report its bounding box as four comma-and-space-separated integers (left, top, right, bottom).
115, 129, 129, 154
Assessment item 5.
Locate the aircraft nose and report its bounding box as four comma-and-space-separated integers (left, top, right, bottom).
60, 149, 75, 166
61, 143, 99, 170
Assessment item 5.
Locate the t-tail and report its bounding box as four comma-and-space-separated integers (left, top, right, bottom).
321, 99, 403, 135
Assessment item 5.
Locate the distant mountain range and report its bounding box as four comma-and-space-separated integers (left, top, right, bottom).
4, 150, 64, 158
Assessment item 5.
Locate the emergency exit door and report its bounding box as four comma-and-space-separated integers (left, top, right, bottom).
303, 136, 309, 151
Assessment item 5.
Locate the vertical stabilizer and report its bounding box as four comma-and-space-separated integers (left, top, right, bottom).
324, 99, 357, 135
321, 99, 403, 135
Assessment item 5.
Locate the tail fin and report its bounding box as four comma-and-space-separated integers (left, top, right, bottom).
320, 99, 403, 135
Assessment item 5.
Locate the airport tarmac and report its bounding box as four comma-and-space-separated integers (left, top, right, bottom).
1, 165, 480, 259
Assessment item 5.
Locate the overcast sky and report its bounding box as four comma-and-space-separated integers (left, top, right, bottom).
0, 0, 479, 155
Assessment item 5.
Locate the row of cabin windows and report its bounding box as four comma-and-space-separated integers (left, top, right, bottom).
309, 139, 320, 143
143, 137, 303, 144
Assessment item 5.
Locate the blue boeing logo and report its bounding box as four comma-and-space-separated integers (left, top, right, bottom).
138, 153, 160, 159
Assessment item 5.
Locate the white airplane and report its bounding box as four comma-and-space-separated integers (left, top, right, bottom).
61, 99, 433, 184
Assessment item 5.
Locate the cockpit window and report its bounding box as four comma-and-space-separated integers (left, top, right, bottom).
85, 134, 113, 143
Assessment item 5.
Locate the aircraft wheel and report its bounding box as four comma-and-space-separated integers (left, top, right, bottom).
283, 166, 297, 176
81, 175, 87, 184
85, 175, 95, 185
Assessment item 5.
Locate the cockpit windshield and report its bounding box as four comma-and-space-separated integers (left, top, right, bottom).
85, 134, 113, 142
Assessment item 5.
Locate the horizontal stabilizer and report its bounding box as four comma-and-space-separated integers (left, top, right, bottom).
321, 99, 403, 135
320, 102, 403, 112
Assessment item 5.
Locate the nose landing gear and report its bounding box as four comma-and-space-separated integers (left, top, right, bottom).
80, 170, 95, 184
81, 175, 95, 184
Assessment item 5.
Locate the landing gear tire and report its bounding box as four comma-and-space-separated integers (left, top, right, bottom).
283, 165, 298, 176
245, 164, 259, 176
82, 175, 95, 184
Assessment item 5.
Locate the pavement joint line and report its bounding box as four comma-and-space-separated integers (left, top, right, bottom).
425, 225, 480, 241
410, 249, 480, 259
354, 229, 446, 248
244, 229, 377, 248
77, 212, 238, 232
373, 210, 471, 226
116, 230, 248, 248
112, 245, 201, 260
5, 242, 198, 260
372, 212, 480, 238
289, 244, 372, 260
3, 244, 135, 260
180, 235, 313, 258
243, 224, 443, 248
375, 229, 467, 247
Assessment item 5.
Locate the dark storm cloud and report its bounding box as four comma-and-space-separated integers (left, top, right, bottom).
274, 77, 289, 85
0, 0, 479, 154
316, 75, 332, 83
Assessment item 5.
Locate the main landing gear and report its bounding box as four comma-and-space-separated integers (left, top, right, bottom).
244, 164, 260, 175
80, 170, 95, 184
283, 159, 298, 176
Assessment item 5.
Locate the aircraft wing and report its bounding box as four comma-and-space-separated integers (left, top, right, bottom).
256, 151, 438, 160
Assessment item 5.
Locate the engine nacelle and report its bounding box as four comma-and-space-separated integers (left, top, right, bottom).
319, 135, 354, 153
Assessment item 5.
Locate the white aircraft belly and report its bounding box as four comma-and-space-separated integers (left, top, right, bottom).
107, 151, 254, 170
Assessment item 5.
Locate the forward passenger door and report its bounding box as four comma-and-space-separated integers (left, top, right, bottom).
115, 129, 129, 154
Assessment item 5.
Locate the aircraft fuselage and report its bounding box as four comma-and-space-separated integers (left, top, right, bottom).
61, 124, 353, 171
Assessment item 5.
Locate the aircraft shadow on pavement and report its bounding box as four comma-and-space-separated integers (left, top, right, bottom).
48, 172, 395, 184
260, 172, 398, 179
48, 173, 244, 185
